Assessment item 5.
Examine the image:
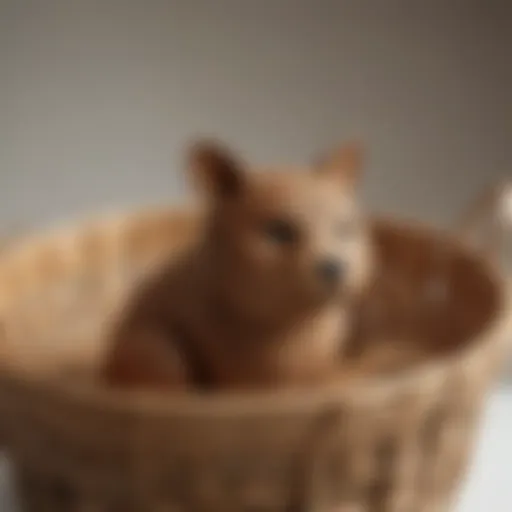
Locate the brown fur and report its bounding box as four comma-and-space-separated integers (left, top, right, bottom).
103, 139, 373, 391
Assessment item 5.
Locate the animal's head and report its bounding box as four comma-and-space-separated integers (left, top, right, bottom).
186, 139, 372, 323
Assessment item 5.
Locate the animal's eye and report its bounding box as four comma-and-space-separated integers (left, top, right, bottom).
263, 219, 298, 244
336, 219, 358, 238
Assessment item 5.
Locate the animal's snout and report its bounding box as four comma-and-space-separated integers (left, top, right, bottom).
316, 259, 344, 284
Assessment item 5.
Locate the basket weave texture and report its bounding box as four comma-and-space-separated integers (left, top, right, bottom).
0, 208, 510, 512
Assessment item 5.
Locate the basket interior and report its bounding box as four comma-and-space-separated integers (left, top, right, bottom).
0, 209, 504, 388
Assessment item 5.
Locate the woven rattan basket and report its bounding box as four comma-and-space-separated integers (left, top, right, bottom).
0, 184, 510, 512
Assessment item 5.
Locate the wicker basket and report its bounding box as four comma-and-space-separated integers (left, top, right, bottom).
0, 186, 510, 512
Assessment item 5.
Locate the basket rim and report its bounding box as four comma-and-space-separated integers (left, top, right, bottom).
0, 207, 510, 418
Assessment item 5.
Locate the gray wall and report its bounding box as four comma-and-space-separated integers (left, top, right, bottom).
1, 0, 510, 232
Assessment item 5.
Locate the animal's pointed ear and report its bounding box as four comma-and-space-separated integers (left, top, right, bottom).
186, 139, 246, 200
315, 141, 364, 189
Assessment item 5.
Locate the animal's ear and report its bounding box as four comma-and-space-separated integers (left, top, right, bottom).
315, 141, 364, 189
186, 139, 246, 200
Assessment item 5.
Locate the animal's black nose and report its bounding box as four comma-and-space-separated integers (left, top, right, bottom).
317, 259, 344, 283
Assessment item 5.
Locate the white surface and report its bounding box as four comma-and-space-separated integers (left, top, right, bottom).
456, 386, 512, 512
1, 387, 511, 511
